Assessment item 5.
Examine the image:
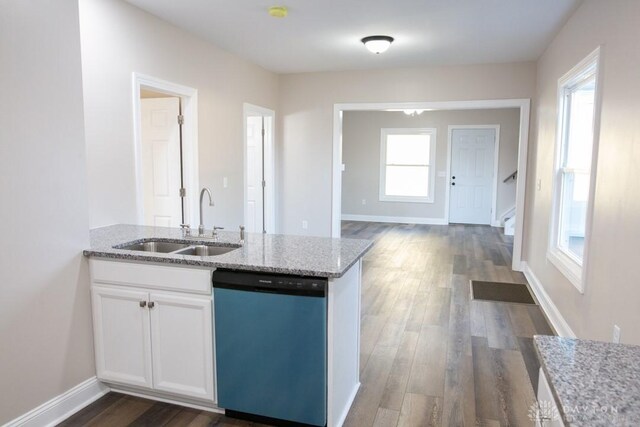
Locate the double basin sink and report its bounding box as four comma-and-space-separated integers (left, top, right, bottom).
116, 239, 240, 257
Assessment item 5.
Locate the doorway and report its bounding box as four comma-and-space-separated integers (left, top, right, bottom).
332, 99, 531, 272
133, 73, 199, 228
243, 103, 275, 234
448, 127, 499, 225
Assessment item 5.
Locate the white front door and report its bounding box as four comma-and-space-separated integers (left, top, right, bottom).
449, 128, 496, 225
246, 115, 264, 233
141, 97, 182, 227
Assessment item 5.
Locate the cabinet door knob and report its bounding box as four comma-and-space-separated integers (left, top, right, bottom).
139, 301, 147, 308
148, 301, 155, 309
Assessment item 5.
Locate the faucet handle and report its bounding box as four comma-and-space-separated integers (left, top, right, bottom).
239, 226, 245, 243
212, 226, 224, 237
180, 224, 191, 237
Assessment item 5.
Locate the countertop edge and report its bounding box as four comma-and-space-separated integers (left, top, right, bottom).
83, 239, 373, 279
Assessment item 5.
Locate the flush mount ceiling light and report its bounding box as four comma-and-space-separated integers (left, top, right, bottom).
361, 35, 394, 54
268, 6, 288, 18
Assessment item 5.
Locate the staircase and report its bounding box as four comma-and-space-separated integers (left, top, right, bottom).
504, 215, 515, 236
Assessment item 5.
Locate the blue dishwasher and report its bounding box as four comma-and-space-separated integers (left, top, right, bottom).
213, 270, 327, 426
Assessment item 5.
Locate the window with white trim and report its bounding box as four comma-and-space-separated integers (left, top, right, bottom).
548, 49, 600, 292
379, 128, 436, 203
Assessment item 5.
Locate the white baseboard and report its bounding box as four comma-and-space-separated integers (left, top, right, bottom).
4, 377, 109, 427
341, 214, 447, 225
522, 262, 576, 338
108, 385, 223, 414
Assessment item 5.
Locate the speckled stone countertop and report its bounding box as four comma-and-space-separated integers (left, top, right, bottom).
534, 335, 640, 426
83, 224, 373, 278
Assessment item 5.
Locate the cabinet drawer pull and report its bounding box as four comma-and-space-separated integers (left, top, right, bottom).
139, 301, 147, 308
148, 301, 155, 309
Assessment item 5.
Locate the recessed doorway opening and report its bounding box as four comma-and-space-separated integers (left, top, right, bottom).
331, 99, 531, 271
133, 73, 199, 228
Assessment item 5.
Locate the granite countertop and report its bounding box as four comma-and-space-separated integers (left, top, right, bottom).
83, 224, 373, 278
534, 335, 640, 426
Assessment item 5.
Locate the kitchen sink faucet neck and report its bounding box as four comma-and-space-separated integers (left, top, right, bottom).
199, 187, 214, 236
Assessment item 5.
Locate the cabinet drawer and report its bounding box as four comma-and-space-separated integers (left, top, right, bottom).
90, 259, 212, 295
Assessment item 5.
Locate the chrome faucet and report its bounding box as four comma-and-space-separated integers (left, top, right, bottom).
199, 187, 214, 236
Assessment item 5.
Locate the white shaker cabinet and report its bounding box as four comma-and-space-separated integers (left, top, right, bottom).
92, 286, 153, 389
149, 292, 214, 401
89, 259, 215, 404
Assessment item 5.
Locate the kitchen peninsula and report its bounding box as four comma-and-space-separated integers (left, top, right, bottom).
84, 224, 373, 427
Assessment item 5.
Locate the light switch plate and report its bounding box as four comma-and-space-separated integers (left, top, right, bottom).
613, 325, 621, 343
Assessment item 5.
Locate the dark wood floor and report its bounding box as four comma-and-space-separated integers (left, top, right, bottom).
60, 222, 553, 427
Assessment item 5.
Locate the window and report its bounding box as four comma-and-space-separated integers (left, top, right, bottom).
379, 128, 436, 203
548, 48, 601, 292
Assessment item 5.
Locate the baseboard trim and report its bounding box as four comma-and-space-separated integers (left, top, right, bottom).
341, 214, 447, 225
522, 262, 576, 338
108, 385, 223, 414
4, 376, 109, 427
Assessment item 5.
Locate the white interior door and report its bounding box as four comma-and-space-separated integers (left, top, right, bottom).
449, 128, 496, 225
246, 115, 264, 233
141, 97, 182, 227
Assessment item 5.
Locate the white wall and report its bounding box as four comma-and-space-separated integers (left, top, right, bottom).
80, 0, 279, 230
278, 62, 536, 236
342, 109, 520, 222
523, 0, 640, 343
0, 0, 95, 423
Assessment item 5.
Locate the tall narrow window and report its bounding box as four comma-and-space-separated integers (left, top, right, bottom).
379, 128, 436, 203
549, 49, 601, 292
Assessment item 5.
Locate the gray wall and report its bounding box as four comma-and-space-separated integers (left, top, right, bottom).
80, 0, 279, 230
524, 0, 640, 343
342, 109, 520, 222
0, 0, 95, 423
278, 62, 536, 237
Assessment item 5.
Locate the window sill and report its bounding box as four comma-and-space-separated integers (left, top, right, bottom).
546, 248, 584, 293
379, 196, 434, 204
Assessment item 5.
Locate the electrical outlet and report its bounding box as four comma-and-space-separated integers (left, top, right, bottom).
362, 199, 366, 205
341, 164, 346, 172
302, 220, 308, 230
223, 177, 228, 188
613, 325, 621, 343
537, 179, 542, 191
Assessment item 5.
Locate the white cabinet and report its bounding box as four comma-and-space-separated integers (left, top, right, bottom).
150, 292, 214, 401
536, 368, 564, 427
90, 260, 215, 403
92, 286, 153, 389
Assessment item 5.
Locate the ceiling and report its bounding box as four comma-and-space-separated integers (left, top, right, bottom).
125, 0, 581, 74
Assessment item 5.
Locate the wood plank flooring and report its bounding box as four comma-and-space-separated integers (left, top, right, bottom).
60, 222, 554, 427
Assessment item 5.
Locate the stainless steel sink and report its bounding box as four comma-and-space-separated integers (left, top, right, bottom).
117, 241, 190, 253
175, 245, 239, 257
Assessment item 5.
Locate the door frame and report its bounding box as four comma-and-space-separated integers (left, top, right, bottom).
446, 125, 500, 226
332, 99, 530, 271
243, 103, 276, 234
132, 72, 199, 226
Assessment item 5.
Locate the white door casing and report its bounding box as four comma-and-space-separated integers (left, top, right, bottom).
243, 103, 275, 234
246, 115, 264, 233
91, 286, 153, 389
149, 292, 215, 402
449, 128, 496, 225
141, 97, 182, 227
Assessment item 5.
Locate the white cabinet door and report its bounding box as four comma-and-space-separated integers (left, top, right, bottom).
92, 286, 153, 389
149, 292, 214, 402
536, 368, 564, 426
